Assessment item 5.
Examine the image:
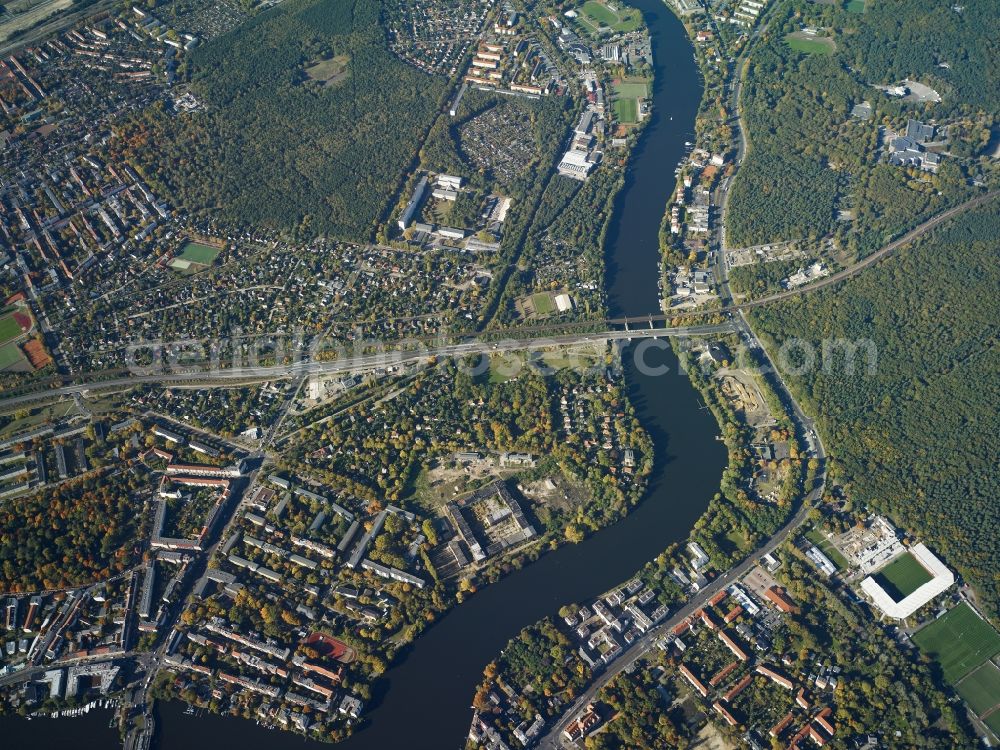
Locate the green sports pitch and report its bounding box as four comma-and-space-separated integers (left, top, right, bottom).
579, 1, 643, 34
913, 603, 1000, 683
177, 242, 221, 266
613, 81, 649, 99
874, 551, 933, 599
0, 342, 24, 369
785, 33, 836, 55
0, 315, 24, 345
614, 97, 638, 125
531, 292, 555, 316
985, 710, 1000, 739
957, 661, 1000, 716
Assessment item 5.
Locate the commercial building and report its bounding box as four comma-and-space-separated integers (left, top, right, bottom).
446, 481, 536, 563
557, 149, 595, 180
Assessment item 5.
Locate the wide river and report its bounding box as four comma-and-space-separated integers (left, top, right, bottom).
0, 1, 718, 747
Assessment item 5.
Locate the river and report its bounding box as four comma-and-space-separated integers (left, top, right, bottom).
0, 2, 716, 748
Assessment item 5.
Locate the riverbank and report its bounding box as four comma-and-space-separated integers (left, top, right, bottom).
156, 2, 716, 749
0, 3, 720, 750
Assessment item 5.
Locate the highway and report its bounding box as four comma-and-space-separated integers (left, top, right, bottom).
3, 182, 984, 413
1, 184, 992, 415
0, 323, 736, 409
0, 0, 119, 57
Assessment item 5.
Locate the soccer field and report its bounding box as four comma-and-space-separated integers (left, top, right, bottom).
531, 292, 555, 316
957, 662, 1000, 716
0, 315, 23, 345
580, 1, 643, 33
874, 551, 933, 599
913, 603, 1000, 683
614, 98, 638, 124
178, 242, 222, 265
0, 342, 25, 370
985, 710, 1000, 739
785, 33, 836, 55
614, 81, 649, 99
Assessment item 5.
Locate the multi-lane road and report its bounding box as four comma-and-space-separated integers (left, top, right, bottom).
2, 178, 994, 416
0, 323, 736, 409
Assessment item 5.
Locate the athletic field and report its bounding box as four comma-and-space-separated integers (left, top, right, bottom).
614, 98, 638, 124
578, 1, 643, 34
531, 292, 555, 316
0, 315, 23, 345
913, 603, 1000, 683
785, 32, 836, 55
874, 551, 932, 599
613, 81, 649, 99
0, 342, 24, 369
177, 242, 221, 265
957, 661, 1000, 716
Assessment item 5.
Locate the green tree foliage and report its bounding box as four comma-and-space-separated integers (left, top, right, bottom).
115, 0, 445, 241
727, 0, 990, 254
750, 205, 1000, 619
588, 669, 683, 749
0, 472, 141, 592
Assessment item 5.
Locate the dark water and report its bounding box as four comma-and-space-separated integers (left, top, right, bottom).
0, 708, 121, 749
3, 2, 713, 749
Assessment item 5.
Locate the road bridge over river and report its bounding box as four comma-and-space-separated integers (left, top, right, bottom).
0, 322, 736, 409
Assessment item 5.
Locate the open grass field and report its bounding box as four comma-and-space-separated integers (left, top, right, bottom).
531, 292, 555, 316
957, 661, 1000, 716
985, 710, 1000, 739
177, 242, 221, 266
614, 97, 638, 124
0, 314, 25, 345
913, 603, 1000, 683
613, 81, 649, 99
579, 0, 642, 33
845, 0, 866, 13
305, 54, 351, 88
0, 342, 26, 370
874, 551, 933, 599
785, 32, 836, 55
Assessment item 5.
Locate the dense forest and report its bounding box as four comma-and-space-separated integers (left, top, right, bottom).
750, 204, 1000, 620
727, 0, 994, 255
0, 471, 142, 592
114, 0, 445, 241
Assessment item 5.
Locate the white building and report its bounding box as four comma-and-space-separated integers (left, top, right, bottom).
557, 149, 594, 180
860, 543, 954, 619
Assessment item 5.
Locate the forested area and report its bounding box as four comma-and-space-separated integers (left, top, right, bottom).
114, 0, 444, 241
727, 0, 993, 255
587, 668, 685, 749
750, 204, 1000, 620
0, 471, 142, 592
494, 167, 622, 325
472, 618, 592, 724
